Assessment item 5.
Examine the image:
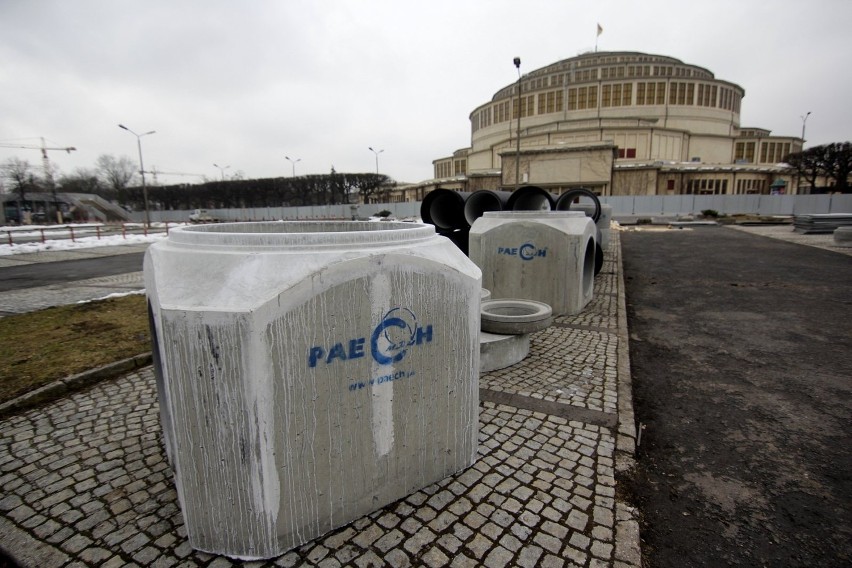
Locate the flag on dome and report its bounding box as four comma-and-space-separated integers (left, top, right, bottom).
597, 23, 603, 36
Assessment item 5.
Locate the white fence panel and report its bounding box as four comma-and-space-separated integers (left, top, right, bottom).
829, 194, 852, 213
128, 195, 851, 225
792, 195, 831, 215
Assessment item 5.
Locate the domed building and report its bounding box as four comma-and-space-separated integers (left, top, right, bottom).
395, 51, 802, 201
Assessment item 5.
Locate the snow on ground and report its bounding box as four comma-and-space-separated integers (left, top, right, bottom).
76, 290, 147, 304
0, 219, 427, 256
0, 231, 169, 256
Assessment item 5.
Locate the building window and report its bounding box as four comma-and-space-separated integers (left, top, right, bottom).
512, 95, 534, 118
698, 84, 717, 107
601, 83, 632, 107
617, 148, 637, 159
494, 100, 510, 123
537, 90, 563, 114
638, 82, 666, 105
669, 82, 695, 105
454, 159, 467, 175
736, 178, 765, 194
569, 86, 597, 110
759, 142, 792, 164
435, 161, 452, 178
735, 142, 756, 163
568, 87, 598, 110
666, 179, 675, 191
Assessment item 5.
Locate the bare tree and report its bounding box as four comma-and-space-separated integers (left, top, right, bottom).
784, 143, 852, 194
2, 157, 39, 221
59, 168, 103, 194
96, 154, 137, 204
819, 142, 852, 193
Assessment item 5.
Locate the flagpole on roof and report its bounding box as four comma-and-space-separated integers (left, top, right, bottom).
596, 23, 603, 52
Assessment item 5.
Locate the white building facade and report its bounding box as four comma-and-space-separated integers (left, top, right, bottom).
421, 51, 801, 200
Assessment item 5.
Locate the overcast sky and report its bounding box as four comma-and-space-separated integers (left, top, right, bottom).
1, 0, 850, 186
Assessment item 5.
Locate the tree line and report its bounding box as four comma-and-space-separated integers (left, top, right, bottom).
784, 142, 852, 193
1, 153, 394, 213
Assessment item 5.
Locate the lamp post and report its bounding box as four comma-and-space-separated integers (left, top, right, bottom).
368, 147, 384, 174
118, 124, 155, 227
213, 163, 230, 181
800, 111, 811, 147
285, 156, 301, 177
513, 57, 522, 190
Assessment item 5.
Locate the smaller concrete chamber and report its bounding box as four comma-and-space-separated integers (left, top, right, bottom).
469, 211, 596, 316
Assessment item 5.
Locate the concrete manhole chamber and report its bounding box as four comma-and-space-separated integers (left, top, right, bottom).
468, 211, 597, 316
144, 221, 482, 559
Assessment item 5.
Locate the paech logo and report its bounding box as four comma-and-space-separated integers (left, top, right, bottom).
497, 242, 548, 261
308, 307, 434, 368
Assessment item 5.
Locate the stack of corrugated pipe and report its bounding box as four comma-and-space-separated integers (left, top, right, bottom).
420, 185, 604, 274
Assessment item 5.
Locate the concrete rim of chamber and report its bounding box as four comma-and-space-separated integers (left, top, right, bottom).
165, 220, 437, 249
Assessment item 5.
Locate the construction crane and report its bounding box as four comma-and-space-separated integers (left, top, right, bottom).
145, 166, 205, 185
0, 137, 76, 187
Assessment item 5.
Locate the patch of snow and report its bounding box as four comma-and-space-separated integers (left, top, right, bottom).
0, 232, 169, 256
76, 290, 146, 304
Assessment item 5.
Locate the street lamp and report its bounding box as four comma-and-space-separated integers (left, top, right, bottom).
213, 163, 230, 181
285, 155, 301, 177
513, 57, 522, 190
368, 147, 384, 174
800, 111, 811, 147
118, 124, 156, 227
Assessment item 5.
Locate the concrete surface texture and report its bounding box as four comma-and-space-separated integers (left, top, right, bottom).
145, 222, 482, 559
469, 212, 596, 316
559, 205, 612, 249
478, 332, 530, 373
0, 229, 639, 567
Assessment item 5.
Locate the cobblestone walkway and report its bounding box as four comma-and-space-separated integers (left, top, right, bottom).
0, 236, 640, 567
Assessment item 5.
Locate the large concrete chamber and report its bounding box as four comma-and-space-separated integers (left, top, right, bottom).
144, 221, 482, 559
468, 212, 596, 316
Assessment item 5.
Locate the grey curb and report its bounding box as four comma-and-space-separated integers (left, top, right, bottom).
613, 232, 642, 566
0, 352, 152, 420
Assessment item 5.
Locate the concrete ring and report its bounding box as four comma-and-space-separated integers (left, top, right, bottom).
481, 299, 553, 334
554, 188, 602, 223
481, 288, 492, 301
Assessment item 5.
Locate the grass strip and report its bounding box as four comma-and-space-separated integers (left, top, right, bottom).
0, 294, 150, 405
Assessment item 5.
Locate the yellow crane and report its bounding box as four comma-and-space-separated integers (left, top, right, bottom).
0, 137, 76, 187
0, 138, 76, 222
145, 166, 204, 185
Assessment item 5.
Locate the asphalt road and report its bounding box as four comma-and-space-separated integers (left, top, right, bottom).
621, 226, 852, 567
0, 252, 145, 292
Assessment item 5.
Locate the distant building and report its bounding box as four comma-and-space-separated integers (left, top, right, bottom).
1, 192, 131, 224
399, 51, 802, 201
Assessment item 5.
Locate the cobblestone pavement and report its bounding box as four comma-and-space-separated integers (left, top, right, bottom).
0, 236, 641, 567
